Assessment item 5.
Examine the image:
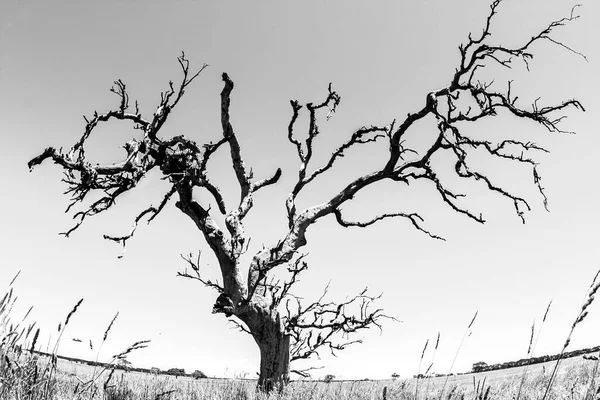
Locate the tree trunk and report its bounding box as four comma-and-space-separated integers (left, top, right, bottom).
242, 304, 290, 392
257, 329, 290, 392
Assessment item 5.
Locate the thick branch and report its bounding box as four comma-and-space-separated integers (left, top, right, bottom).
221, 73, 252, 201
253, 2, 584, 287
28, 54, 209, 240
285, 87, 389, 225
175, 180, 247, 303
175, 181, 233, 266
219, 74, 283, 265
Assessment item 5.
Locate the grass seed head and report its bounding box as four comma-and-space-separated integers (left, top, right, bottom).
64, 298, 84, 327
421, 339, 429, 360
543, 300, 552, 322
103, 312, 119, 342
30, 328, 39, 352
527, 321, 535, 355
8, 270, 21, 287
468, 311, 479, 329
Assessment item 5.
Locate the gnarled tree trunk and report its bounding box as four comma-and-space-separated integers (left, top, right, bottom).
240, 303, 290, 391
257, 328, 290, 391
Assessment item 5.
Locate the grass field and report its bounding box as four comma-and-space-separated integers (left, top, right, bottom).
10, 352, 594, 399
2, 270, 599, 399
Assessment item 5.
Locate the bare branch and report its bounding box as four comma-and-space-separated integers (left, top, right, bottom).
148, 52, 208, 140
29, 4, 586, 386
221, 72, 252, 200
285, 86, 369, 223
27, 56, 210, 239
177, 252, 224, 293
333, 208, 444, 241
304, 84, 341, 165
218, 74, 284, 270
277, 2, 585, 246
290, 366, 324, 378
304, 125, 389, 188
453, 1, 585, 89
285, 285, 397, 362
252, 168, 283, 194
228, 318, 252, 335
287, 100, 304, 161
267, 255, 310, 310
245, 4, 584, 344
421, 166, 485, 224
284, 87, 390, 226
287, 84, 342, 166
103, 185, 177, 257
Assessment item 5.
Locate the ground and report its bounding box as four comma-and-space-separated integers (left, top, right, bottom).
32, 353, 598, 399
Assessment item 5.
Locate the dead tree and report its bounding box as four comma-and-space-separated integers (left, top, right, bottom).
28, 0, 584, 391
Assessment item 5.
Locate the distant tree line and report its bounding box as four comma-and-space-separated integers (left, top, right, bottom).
471, 346, 600, 373
30, 350, 208, 379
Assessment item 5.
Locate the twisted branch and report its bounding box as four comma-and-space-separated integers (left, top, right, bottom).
285, 285, 397, 362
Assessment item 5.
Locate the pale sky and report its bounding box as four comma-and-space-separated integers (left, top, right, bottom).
0, 0, 599, 380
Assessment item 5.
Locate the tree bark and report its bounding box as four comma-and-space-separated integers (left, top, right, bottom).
257, 329, 290, 391
240, 303, 290, 392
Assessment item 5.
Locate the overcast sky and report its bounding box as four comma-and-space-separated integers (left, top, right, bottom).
1, 0, 599, 380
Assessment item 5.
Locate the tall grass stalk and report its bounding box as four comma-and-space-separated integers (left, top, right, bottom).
516, 320, 536, 400
424, 332, 441, 395
0, 271, 54, 399
415, 338, 429, 399
90, 313, 119, 380
438, 310, 478, 400
71, 311, 121, 397
42, 298, 84, 399
542, 269, 600, 400
517, 300, 552, 400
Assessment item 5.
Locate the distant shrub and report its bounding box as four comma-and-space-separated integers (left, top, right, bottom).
167, 368, 185, 376
192, 370, 207, 379
115, 359, 132, 371
472, 362, 488, 373
323, 374, 335, 383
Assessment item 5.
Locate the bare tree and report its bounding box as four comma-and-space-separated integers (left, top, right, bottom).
28, 0, 584, 391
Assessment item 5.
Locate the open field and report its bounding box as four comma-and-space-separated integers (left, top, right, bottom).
2, 271, 599, 399
409, 355, 598, 399
25, 352, 596, 399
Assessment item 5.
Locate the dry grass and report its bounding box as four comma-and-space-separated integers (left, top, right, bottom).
1, 269, 599, 399
542, 270, 600, 400
31, 360, 600, 400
